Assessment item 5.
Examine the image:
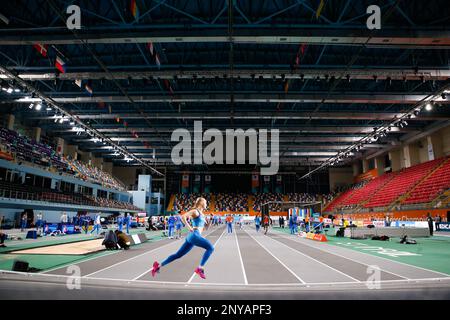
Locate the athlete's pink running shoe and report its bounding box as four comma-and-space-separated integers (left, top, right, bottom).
194, 267, 206, 279
151, 261, 160, 277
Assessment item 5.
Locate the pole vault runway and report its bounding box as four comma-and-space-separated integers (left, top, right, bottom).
1, 225, 450, 299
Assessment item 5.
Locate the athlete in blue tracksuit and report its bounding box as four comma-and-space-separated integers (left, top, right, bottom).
175, 215, 183, 239
117, 215, 123, 232
151, 197, 214, 280
123, 214, 131, 234
254, 215, 261, 232
292, 215, 298, 234
168, 214, 176, 238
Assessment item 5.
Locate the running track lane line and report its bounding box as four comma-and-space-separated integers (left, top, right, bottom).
234, 225, 248, 285
273, 230, 420, 280
83, 227, 219, 279
2, 270, 450, 288
255, 228, 361, 283
185, 227, 227, 284
242, 227, 306, 284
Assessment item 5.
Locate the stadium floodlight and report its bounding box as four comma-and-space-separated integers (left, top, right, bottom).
35, 103, 42, 111
425, 102, 433, 111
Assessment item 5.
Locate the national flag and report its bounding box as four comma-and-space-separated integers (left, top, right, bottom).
55, 56, 66, 73
147, 42, 154, 55
284, 81, 289, 93
98, 101, 105, 109
33, 43, 48, 57
130, 0, 139, 20
316, 0, 325, 19
108, 105, 112, 114
124, 121, 128, 128
74, 79, 82, 88
84, 80, 93, 95
155, 54, 161, 68
295, 55, 300, 66
116, 117, 121, 123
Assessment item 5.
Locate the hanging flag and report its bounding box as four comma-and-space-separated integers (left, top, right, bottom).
74, 79, 82, 88
84, 80, 93, 95
33, 43, 48, 57
130, 0, 139, 21
147, 42, 154, 55
300, 43, 307, 55
124, 121, 128, 128
284, 81, 289, 93
55, 56, 66, 73
115, 116, 121, 123
97, 101, 105, 109
108, 105, 112, 114
144, 141, 150, 149
155, 54, 161, 68
316, 0, 325, 19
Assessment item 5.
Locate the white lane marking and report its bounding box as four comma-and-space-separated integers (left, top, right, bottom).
273, 230, 431, 279
2, 270, 450, 288
185, 228, 227, 284
260, 229, 361, 283
84, 228, 217, 279
242, 227, 306, 284
42, 250, 118, 274
234, 227, 248, 285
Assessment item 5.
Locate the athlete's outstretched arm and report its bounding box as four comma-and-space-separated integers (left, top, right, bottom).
181, 209, 196, 232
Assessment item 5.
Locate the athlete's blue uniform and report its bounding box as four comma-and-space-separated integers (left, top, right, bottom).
168, 216, 176, 237
175, 216, 183, 231
254, 216, 261, 232
160, 210, 214, 268
117, 216, 123, 232
123, 215, 130, 234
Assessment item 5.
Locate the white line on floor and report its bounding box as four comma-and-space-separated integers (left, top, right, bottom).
42, 250, 118, 274
261, 229, 361, 283
273, 230, 428, 280
234, 227, 248, 285
185, 228, 227, 284
242, 227, 306, 284
2, 270, 449, 288
82, 228, 219, 279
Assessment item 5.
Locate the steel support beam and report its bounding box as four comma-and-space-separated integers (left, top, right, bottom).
8, 94, 449, 104
2, 68, 449, 81
32, 111, 450, 121
1, 27, 449, 48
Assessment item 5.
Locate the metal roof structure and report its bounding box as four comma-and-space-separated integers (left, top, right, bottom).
0, 0, 449, 176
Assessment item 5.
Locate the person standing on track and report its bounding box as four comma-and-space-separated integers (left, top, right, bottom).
263, 214, 270, 235
427, 213, 434, 236
91, 213, 102, 235
117, 214, 123, 232
150, 197, 214, 280
123, 213, 131, 234
226, 214, 234, 234
254, 215, 261, 232
167, 213, 176, 239
175, 214, 183, 239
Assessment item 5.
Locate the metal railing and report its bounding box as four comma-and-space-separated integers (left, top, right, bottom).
0, 187, 139, 211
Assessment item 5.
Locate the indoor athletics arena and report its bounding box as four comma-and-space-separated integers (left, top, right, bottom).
0, 0, 450, 302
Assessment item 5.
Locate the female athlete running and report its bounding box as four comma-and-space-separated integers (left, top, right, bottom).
150, 197, 213, 279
